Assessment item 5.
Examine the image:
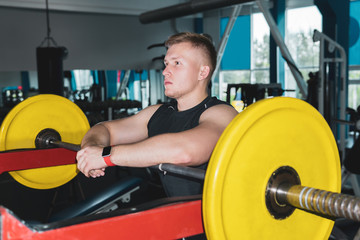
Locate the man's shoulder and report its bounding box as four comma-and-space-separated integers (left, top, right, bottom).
206, 97, 235, 112
206, 96, 229, 107
135, 104, 163, 120
201, 99, 238, 121
207, 102, 238, 114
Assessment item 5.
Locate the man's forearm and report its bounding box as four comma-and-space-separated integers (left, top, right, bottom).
110, 132, 213, 168
81, 123, 111, 148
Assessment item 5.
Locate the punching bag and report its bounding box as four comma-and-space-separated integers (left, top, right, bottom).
36, 46, 68, 96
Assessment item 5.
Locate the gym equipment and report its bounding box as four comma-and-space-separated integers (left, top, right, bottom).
0, 94, 89, 189
36, 0, 68, 96
0, 94, 357, 239
226, 83, 285, 108
48, 176, 142, 222
203, 96, 341, 239
0, 94, 143, 225
0, 197, 204, 239
2, 86, 25, 108
36, 47, 68, 96
0, 148, 77, 174
139, 0, 254, 24
48, 96, 349, 239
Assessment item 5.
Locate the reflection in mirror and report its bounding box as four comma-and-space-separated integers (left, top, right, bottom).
0, 69, 166, 126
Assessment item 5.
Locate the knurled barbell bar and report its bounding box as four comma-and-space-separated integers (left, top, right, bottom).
0, 94, 351, 239
35, 128, 207, 180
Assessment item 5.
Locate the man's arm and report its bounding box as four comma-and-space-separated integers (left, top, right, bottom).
81, 104, 161, 148
77, 104, 237, 177
77, 104, 160, 177
112, 104, 237, 167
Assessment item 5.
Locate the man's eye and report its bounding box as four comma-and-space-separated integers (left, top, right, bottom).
175, 61, 180, 65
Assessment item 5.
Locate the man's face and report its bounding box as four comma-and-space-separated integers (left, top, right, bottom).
162, 42, 204, 99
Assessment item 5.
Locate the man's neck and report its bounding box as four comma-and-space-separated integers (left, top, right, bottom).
176, 93, 209, 112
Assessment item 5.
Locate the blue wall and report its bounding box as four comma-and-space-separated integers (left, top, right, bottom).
350, 1, 360, 66
220, 16, 251, 70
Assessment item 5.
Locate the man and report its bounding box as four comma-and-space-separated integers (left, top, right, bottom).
76, 32, 238, 197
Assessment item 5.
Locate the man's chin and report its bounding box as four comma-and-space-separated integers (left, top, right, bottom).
164, 91, 174, 98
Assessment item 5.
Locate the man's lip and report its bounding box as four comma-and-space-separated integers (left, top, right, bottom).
164, 80, 172, 85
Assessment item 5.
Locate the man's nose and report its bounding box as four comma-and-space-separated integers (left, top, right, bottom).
162, 66, 169, 76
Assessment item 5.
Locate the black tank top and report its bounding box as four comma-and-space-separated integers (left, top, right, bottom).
147, 96, 230, 197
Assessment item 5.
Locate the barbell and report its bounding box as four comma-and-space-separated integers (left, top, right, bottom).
0, 94, 357, 239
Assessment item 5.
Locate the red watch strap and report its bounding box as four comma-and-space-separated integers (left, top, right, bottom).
103, 156, 116, 167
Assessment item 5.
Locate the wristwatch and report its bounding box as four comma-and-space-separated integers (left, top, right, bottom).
102, 146, 115, 166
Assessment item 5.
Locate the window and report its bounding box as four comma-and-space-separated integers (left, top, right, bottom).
348, 1, 360, 110
285, 6, 322, 98
251, 13, 270, 84
219, 13, 269, 102
348, 68, 360, 110
219, 70, 250, 101
218, 6, 321, 102
73, 70, 94, 91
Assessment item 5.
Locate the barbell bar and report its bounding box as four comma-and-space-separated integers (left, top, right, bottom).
34, 121, 360, 223
33, 132, 360, 238
37, 133, 360, 223
39, 132, 207, 181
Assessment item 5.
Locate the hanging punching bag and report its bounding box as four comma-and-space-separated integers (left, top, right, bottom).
36, 46, 68, 96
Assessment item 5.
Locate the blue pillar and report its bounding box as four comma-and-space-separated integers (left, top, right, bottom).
128, 70, 136, 100
314, 0, 350, 141
315, 0, 349, 88
91, 70, 99, 85
106, 70, 118, 99
20, 71, 30, 96
70, 71, 77, 91
269, 0, 285, 86
194, 17, 203, 34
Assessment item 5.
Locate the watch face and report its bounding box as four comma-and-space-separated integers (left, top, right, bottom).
102, 146, 111, 157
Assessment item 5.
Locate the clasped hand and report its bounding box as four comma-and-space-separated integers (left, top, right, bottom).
76, 146, 107, 178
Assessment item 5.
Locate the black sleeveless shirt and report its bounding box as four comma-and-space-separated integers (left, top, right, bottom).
147, 96, 230, 197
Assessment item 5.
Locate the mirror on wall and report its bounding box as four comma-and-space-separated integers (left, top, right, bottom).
0, 69, 166, 126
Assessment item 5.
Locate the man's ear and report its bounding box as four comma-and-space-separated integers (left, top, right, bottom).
199, 65, 210, 80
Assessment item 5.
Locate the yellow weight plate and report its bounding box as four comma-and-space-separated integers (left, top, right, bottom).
203, 97, 341, 240
0, 94, 89, 189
